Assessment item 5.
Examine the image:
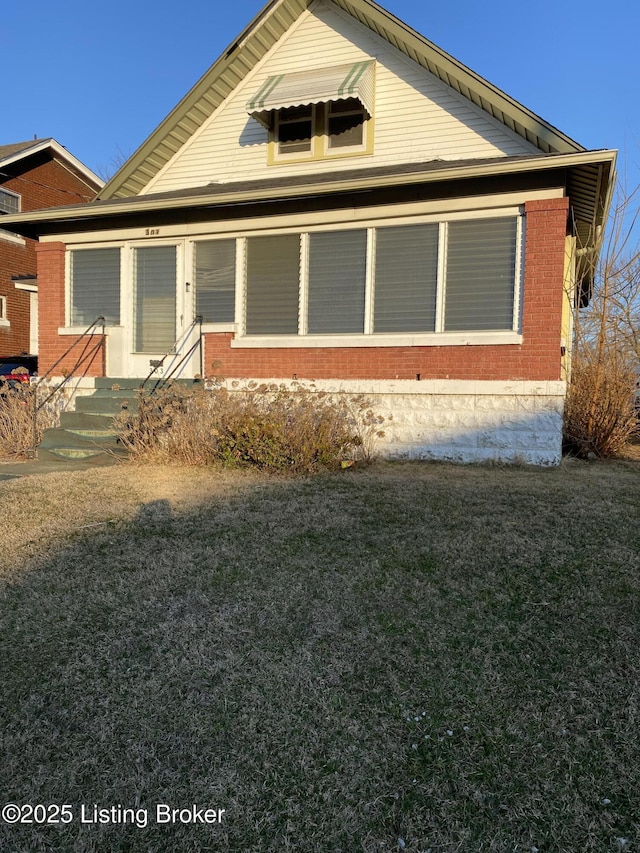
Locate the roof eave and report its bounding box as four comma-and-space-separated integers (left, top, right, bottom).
0, 138, 103, 191
2, 150, 616, 243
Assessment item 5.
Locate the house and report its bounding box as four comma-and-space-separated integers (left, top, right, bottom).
0, 139, 102, 357
1, 0, 616, 464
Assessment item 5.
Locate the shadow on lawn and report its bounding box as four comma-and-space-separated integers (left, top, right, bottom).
1, 462, 640, 852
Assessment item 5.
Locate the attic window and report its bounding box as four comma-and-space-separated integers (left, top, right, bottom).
247, 61, 375, 161
0, 189, 20, 215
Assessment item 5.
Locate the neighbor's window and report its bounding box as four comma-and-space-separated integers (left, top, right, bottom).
70, 248, 121, 326
0, 295, 6, 320
194, 239, 236, 323
0, 188, 20, 215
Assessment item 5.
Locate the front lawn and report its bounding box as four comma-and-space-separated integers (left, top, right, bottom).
1, 459, 639, 852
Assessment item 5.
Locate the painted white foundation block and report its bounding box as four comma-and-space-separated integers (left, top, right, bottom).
224, 378, 566, 466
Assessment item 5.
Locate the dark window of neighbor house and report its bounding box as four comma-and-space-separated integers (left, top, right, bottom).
246, 234, 300, 334
194, 240, 236, 323
307, 229, 367, 334
0, 188, 20, 215
373, 223, 439, 333
70, 248, 121, 326
444, 218, 517, 331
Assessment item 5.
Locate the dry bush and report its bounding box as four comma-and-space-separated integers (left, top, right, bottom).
115, 381, 386, 473
563, 348, 638, 457
563, 181, 640, 458
0, 382, 61, 459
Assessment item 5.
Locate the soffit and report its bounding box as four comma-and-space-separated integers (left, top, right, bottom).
100, 0, 585, 201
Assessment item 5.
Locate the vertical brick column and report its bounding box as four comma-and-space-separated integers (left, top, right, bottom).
35, 242, 66, 374
35, 241, 105, 377
522, 197, 570, 381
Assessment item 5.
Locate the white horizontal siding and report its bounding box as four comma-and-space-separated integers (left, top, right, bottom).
144, 1, 539, 195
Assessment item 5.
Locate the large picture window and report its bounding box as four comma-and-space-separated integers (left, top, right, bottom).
242, 215, 521, 338
70, 248, 121, 326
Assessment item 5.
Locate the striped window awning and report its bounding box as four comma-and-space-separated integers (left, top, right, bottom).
246, 60, 375, 127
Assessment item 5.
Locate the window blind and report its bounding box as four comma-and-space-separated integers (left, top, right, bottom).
195, 240, 235, 323
373, 224, 438, 333
246, 235, 300, 334
134, 246, 176, 353
444, 218, 517, 331
307, 230, 367, 334
71, 248, 121, 326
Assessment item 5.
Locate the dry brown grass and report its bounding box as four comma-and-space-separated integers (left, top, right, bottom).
1, 458, 639, 852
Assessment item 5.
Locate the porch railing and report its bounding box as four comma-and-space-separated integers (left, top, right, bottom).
141, 315, 204, 393
30, 316, 106, 458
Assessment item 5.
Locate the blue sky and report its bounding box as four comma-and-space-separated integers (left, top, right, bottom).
3, 0, 639, 190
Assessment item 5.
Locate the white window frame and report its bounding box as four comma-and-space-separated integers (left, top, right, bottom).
0, 295, 8, 326
235, 208, 524, 347
64, 243, 124, 333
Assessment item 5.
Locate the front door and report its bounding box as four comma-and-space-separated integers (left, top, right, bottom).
129, 244, 182, 379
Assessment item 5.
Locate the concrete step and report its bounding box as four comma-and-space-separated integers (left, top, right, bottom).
74, 394, 139, 415
39, 428, 122, 450
59, 411, 116, 431
37, 447, 122, 465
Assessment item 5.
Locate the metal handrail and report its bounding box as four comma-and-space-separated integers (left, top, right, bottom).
141, 315, 204, 393
30, 316, 106, 457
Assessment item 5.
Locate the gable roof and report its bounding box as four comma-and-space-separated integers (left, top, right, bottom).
99, 0, 585, 202
0, 138, 103, 192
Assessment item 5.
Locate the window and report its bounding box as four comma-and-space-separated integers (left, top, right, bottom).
327, 98, 366, 150
373, 224, 439, 333
444, 218, 517, 331
245, 234, 300, 335
272, 100, 369, 161
70, 248, 121, 326
133, 246, 177, 353
307, 230, 367, 334
0, 296, 6, 321
242, 215, 521, 338
194, 240, 236, 323
0, 189, 20, 215
276, 105, 314, 156
247, 60, 375, 163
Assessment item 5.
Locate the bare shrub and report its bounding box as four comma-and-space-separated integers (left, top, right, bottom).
115, 381, 386, 473
564, 182, 640, 457
563, 348, 638, 457
0, 382, 61, 459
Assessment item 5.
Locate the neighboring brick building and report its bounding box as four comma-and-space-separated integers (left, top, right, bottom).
0, 139, 102, 357
2, 0, 616, 463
